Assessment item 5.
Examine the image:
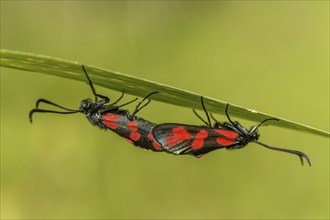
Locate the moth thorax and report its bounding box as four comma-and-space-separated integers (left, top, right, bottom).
86, 112, 103, 127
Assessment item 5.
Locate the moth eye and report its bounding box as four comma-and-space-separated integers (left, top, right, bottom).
80, 101, 90, 110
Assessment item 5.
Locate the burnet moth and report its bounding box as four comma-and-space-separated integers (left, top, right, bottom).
29, 65, 163, 152
151, 96, 311, 166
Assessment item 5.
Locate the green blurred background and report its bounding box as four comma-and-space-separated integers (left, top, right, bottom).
1, 1, 329, 219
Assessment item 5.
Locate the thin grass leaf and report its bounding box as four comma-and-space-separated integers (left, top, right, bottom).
1, 49, 329, 138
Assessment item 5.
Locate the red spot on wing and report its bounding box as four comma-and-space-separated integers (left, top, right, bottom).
128, 121, 138, 131
103, 121, 119, 129
148, 132, 163, 151
165, 127, 192, 147
191, 129, 208, 150
214, 129, 238, 139
102, 113, 121, 129
103, 113, 121, 121
153, 142, 163, 151
216, 138, 235, 146
130, 131, 141, 141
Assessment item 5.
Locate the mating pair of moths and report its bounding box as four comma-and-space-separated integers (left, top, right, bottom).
29, 66, 311, 166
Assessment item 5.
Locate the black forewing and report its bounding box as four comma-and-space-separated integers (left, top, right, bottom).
102, 110, 160, 151
152, 123, 238, 157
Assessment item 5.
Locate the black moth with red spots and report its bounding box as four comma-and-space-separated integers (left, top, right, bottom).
151, 97, 311, 166
29, 65, 163, 152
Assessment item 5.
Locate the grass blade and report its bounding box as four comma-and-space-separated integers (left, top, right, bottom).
1, 49, 329, 138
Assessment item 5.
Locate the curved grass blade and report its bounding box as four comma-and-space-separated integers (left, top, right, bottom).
1, 49, 329, 138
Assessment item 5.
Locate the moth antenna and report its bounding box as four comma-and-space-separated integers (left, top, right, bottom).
29, 109, 80, 123
35, 98, 76, 111
255, 141, 311, 166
